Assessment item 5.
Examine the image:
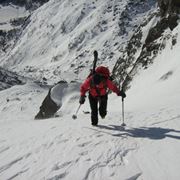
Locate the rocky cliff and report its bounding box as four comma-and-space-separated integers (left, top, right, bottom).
113, 0, 180, 90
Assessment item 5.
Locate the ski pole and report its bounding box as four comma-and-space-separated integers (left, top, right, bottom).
121, 97, 126, 126
72, 104, 81, 119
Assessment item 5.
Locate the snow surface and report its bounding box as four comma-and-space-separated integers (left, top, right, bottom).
0, 24, 180, 179
0, 0, 180, 180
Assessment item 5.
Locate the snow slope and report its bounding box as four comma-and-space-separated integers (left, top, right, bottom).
0, 24, 180, 179
0, 0, 180, 179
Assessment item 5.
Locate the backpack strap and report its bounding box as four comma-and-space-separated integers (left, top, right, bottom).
102, 77, 108, 91
90, 76, 101, 97
90, 75, 108, 97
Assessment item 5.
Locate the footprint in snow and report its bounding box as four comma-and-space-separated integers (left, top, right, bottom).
0, 146, 10, 154
52, 161, 72, 171
47, 172, 68, 180
57, 139, 69, 144
0, 153, 31, 173
126, 172, 142, 180
96, 134, 103, 137
78, 141, 91, 147
79, 151, 88, 156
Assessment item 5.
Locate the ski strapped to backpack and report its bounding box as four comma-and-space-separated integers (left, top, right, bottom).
93, 50, 98, 74
89, 51, 110, 80
92, 50, 101, 97
86, 51, 111, 97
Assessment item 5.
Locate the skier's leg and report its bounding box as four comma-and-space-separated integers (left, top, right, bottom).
99, 94, 108, 118
89, 94, 98, 125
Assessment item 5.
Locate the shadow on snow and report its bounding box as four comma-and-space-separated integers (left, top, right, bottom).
93, 125, 180, 140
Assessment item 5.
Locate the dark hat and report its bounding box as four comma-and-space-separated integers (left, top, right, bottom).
93, 74, 103, 85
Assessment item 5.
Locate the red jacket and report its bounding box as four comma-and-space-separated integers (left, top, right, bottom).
80, 76, 120, 97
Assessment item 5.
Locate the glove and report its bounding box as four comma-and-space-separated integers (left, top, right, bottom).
79, 96, 86, 104
117, 91, 126, 98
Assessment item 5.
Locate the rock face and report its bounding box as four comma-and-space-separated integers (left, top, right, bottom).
112, 0, 180, 90
0, 67, 25, 90
158, 0, 180, 30
0, 0, 49, 10
0, 17, 30, 53
0, 0, 49, 54
0, 0, 49, 90
158, 0, 180, 17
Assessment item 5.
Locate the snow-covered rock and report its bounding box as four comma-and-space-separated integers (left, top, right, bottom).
0, 67, 25, 90
0, 0, 157, 84
0, 0, 49, 59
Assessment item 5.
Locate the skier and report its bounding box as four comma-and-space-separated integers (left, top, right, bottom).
79, 66, 126, 126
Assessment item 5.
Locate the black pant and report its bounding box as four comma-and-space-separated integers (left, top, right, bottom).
88, 94, 108, 125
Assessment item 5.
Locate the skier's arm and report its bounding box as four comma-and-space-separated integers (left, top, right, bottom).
106, 79, 121, 95
80, 77, 91, 96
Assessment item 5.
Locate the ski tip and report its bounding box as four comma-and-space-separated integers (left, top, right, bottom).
94, 50, 98, 57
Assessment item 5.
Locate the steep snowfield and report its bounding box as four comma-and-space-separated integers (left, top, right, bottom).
0, 0, 180, 179
0, 24, 180, 179
127, 27, 180, 110
0, 0, 156, 84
